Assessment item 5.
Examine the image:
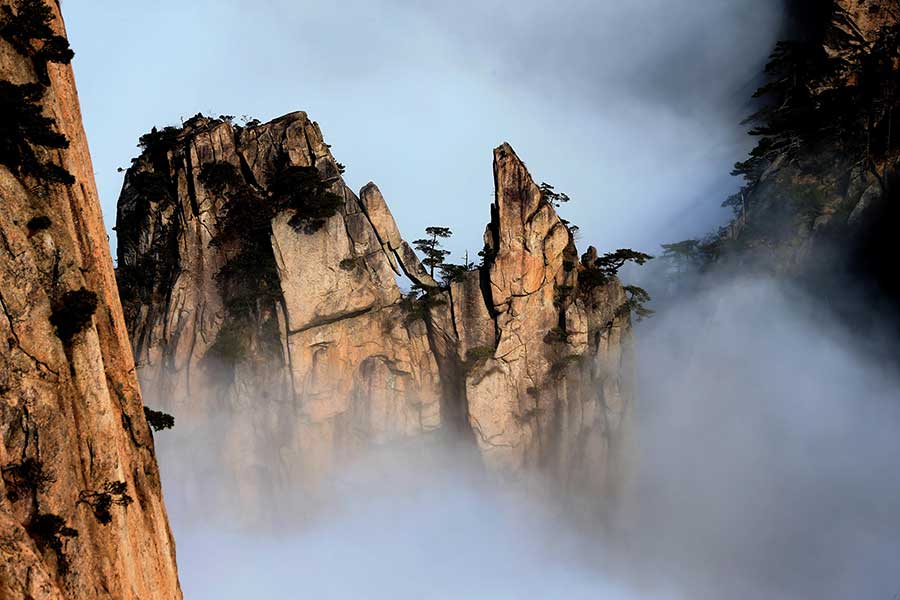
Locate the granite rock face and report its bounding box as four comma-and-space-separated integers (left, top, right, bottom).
118, 113, 635, 513
0, 1, 181, 597
464, 144, 633, 496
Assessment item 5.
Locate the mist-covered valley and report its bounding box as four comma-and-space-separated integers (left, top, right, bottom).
1, 1, 899, 599
156, 270, 900, 600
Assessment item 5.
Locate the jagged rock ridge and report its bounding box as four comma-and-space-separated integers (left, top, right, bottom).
117, 111, 635, 513
0, 1, 181, 598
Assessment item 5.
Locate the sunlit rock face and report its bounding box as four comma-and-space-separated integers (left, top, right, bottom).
117, 112, 634, 516
0, 2, 181, 598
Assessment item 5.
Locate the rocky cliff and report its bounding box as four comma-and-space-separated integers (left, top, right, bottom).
117, 112, 635, 515
697, 0, 899, 287
0, 1, 181, 598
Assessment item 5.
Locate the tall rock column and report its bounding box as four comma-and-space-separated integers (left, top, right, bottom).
461, 144, 634, 498
0, 1, 181, 597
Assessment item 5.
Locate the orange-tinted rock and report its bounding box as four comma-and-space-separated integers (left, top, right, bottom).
118, 115, 634, 517
0, 2, 181, 597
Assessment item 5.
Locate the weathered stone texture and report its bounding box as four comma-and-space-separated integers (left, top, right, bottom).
0, 2, 181, 597
118, 112, 635, 513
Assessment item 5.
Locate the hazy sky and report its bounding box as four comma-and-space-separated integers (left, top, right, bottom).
64, 0, 783, 262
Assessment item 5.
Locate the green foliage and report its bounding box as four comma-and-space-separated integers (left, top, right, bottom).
137, 125, 181, 159
477, 243, 497, 267
143, 407, 174, 432
413, 226, 452, 279
201, 162, 271, 251
438, 260, 475, 285
399, 283, 445, 326
198, 161, 241, 197
26, 215, 50, 231
660, 239, 699, 260
50, 288, 98, 344
268, 159, 344, 234
115, 245, 179, 323
27, 513, 78, 567
2, 458, 54, 501
0, 81, 73, 184
216, 252, 282, 314
541, 182, 580, 236
203, 163, 274, 301
595, 248, 653, 274
660, 238, 712, 273
199, 161, 284, 363
0, 0, 74, 84
78, 480, 133, 525
580, 248, 654, 294
577, 266, 607, 293
124, 171, 173, 207
539, 182, 570, 208
616, 285, 654, 322
736, 14, 900, 191
722, 185, 752, 215
463, 345, 495, 372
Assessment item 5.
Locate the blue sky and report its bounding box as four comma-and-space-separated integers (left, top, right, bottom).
65, 0, 782, 262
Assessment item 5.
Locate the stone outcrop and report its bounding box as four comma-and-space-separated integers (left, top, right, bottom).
712, 1, 900, 277
831, 0, 896, 42
0, 1, 181, 597
463, 145, 633, 496
117, 112, 635, 514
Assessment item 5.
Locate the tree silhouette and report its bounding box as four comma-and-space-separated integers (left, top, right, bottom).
594, 249, 653, 278
413, 226, 452, 278
0, 0, 74, 84
0, 81, 73, 184
78, 480, 133, 525
539, 182, 570, 208
616, 285, 654, 322
49, 288, 98, 344
143, 407, 174, 432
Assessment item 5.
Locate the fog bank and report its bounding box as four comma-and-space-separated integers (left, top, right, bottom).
156, 274, 900, 599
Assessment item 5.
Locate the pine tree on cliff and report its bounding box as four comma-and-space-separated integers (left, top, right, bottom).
736, 7, 900, 191
414, 226, 452, 278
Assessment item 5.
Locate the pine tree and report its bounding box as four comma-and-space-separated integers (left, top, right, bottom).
413, 226, 452, 278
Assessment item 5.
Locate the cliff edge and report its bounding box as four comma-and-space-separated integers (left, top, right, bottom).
0, 1, 181, 597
